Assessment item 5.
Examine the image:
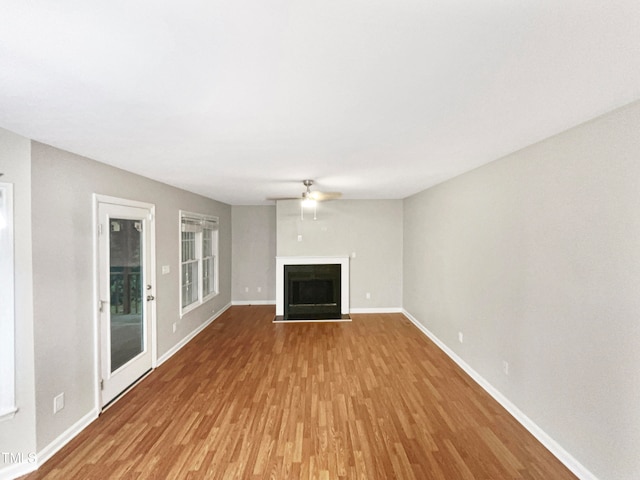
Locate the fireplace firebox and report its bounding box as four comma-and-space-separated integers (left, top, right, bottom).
284, 264, 341, 320
275, 256, 350, 322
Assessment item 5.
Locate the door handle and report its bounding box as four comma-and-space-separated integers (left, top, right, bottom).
146, 295, 155, 301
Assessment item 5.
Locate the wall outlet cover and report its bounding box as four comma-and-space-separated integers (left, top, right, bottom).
54, 393, 64, 414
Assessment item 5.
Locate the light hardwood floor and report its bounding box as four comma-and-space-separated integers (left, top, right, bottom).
21, 306, 576, 479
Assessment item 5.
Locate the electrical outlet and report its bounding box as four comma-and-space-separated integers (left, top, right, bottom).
503, 361, 509, 375
365, 292, 371, 299
53, 393, 64, 414
161, 265, 170, 275
172, 322, 177, 333
297, 234, 302, 242
351, 252, 356, 258
257, 286, 262, 293
458, 332, 464, 343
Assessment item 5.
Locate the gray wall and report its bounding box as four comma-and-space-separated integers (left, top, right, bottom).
403, 101, 640, 480
6, 101, 639, 479
277, 199, 403, 310
0, 129, 37, 468
30, 143, 232, 451
231, 205, 276, 303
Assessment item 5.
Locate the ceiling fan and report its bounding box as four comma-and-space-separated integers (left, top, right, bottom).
270, 179, 342, 203
269, 180, 342, 220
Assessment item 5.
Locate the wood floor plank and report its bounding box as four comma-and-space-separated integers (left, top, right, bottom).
20, 306, 577, 479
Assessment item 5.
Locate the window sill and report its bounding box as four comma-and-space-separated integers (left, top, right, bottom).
180, 293, 219, 318
0, 406, 18, 423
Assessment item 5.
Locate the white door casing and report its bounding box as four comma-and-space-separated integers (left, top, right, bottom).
95, 195, 156, 407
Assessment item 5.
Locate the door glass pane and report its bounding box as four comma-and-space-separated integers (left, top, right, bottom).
109, 218, 143, 372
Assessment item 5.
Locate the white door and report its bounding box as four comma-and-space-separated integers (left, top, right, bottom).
98, 200, 155, 407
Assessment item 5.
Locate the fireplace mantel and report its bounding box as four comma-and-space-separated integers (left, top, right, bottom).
276, 256, 350, 316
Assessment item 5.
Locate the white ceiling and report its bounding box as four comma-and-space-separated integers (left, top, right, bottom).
1, 1, 640, 205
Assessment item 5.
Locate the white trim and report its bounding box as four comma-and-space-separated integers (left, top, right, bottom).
0, 408, 100, 480
231, 300, 276, 306
275, 256, 350, 316
37, 409, 99, 469
0, 183, 15, 419
0, 455, 35, 480
401, 309, 598, 480
92, 195, 101, 414
148, 208, 158, 369
0, 406, 18, 422
93, 194, 155, 210
350, 307, 402, 314
179, 210, 220, 317
5, 303, 231, 480
93, 194, 157, 410
157, 302, 231, 366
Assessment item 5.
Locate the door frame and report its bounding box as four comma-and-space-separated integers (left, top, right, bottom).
93, 194, 157, 410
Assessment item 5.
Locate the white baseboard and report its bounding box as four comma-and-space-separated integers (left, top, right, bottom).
231, 300, 275, 306
350, 307, 403, 314
0, 455, 36, 480
0, 408, 100, 480
37, 408, 99, 469
0, 457, 35, 480
401, 309, 598, 480
157, 302, 231, 366
1, 304, 233, 480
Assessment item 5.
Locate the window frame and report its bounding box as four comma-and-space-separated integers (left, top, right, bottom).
201, 222, 218, 298
179, 211, 219, 317
0, 182, 16, 420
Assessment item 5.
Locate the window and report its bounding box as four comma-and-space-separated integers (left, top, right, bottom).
180, 212, 218, 315
0, 183, 16, 419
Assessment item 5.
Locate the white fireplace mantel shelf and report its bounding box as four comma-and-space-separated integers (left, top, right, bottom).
275, 256, 350, 316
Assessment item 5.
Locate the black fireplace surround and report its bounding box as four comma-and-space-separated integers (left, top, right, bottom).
284, 264, 341, 320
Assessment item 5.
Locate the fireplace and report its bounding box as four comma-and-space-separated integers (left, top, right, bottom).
285, 264, 341, 320
275, 256, 350, 322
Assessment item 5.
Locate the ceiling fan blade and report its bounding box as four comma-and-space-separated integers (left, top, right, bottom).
271, 180, 343, 203
310, 191, 342, 201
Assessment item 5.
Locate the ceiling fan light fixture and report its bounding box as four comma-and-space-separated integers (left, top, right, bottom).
301, 197, 316, 208
301, 198, 317, 220
301, 179, 318, 219
270, 179, 340, 220
301, 183, 317, 220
